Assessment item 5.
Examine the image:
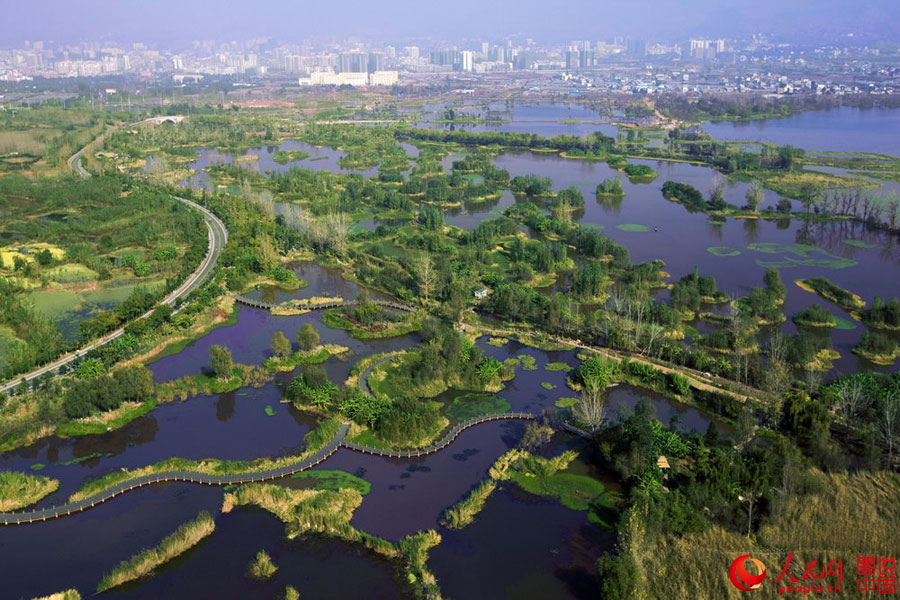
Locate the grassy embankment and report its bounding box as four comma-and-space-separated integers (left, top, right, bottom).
273, 150, 311, 164
155, 363, 272, 402
321, 307, 422, 340
97, 511, 215, 592
290, 469, 371, 495
263, 344, 349, 372
795, 278, 866, 312
0, 471, 60, 511
57, 400, 159, 437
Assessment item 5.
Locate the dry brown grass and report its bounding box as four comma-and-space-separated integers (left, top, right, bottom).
632, 470, 900, 600
0, 130, 50, 156
30, 590, 81, 600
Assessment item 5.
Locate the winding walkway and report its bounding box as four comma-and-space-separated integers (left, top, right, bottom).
356, 354, 399, 397
0, 413, 535, 525
232, 295, 414, 313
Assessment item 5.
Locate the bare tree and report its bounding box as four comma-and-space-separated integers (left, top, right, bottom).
804, 367, 824, 396
145, 154, 168, 183
875, 391, 900, 468
300, 213, 350, 256
887, 196, 900, 230
241, 179, 275, 219
765, 359, 793, 399
281, 203, 309, 234
414, 255, 437, 304
573, 379, 605, 433
643, 323, 665, 356
833, 376, 870, 422
768, 332, 789, 364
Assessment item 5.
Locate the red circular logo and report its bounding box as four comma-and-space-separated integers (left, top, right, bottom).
729, 555, 767, 592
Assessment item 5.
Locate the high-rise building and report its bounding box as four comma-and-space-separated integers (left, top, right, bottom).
460, 51, 474, 72
579, 50, 595, 68
626, 39, 648, 57
368, 52, 385, 73
689, 39, 722, 60
339, 52, 368, 73
284, 55, 303, 73
404, 46, 419, 59
489, 45, 512, 63
430, 50, 461, 68
566, 49, 594, 70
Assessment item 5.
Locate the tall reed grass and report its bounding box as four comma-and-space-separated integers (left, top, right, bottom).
0, 471, 59, 511
96, 511, 215, 592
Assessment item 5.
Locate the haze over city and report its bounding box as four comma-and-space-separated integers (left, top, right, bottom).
1, 2, 899, 600
4, 0, 900, 44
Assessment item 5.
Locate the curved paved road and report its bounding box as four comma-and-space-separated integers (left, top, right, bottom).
0, 133, 228, 394
0, 413, 536, 525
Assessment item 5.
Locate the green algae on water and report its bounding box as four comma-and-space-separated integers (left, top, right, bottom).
707, 246, 741, 257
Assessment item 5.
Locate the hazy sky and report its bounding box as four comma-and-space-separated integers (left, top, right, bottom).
5, 0, 900, 46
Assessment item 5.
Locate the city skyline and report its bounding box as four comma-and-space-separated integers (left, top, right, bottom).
5, 0, 900, 46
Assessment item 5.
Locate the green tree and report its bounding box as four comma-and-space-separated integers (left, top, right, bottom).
209, 345, 234, 380
270, 331, 292, 358
418, 205, 444, 231
797, 183, 822, 213
36, 249, 54, 266
596, 552, 637, 600
296, 323, 320, 351
74, 358, 106, 380
744, 184, 763, 212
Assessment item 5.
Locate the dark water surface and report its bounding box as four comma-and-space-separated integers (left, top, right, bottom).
702, 107, 900, 156
430, 486, 612, 600
0, 483, 224, 600
105, 508, 414, 600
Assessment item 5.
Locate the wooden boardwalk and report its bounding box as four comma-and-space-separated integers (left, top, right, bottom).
232, 295, 415, 313
0, 413, 535, 526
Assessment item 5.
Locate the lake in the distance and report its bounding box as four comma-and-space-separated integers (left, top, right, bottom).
702, 107, 900, 156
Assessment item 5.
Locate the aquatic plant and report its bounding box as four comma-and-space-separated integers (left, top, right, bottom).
97, 511, 215, 592
440, 480, 497, 529
706, 246, 741, 257
615, 224, 652, 232
247, 550, 278, 580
